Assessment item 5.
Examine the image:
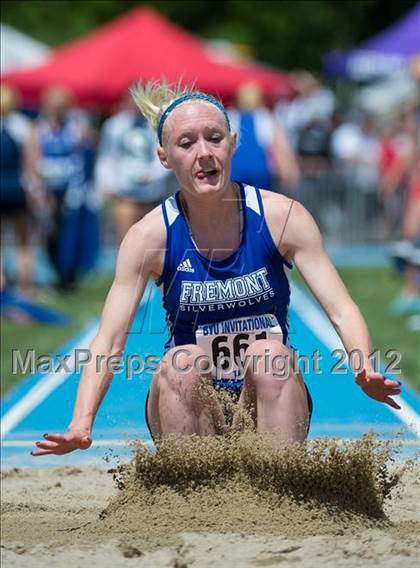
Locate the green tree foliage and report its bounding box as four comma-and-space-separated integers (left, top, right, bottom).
2, 0, 417, 70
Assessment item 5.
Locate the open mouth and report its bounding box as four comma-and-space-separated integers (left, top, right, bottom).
196, 169, 218, 180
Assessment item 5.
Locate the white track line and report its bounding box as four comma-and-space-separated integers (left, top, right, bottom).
290, 284, 420, 438
1, 284, 156, 440
1, 323, 99, 440
291, 284, 345, 353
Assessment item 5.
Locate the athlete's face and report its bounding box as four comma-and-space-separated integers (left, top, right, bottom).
157, 102, 236, 196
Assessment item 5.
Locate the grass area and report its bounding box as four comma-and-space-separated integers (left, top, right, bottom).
294, 267, 420, 392
1, 267, 419, 397
338, 267, 419, 392
1, 275, 113, 396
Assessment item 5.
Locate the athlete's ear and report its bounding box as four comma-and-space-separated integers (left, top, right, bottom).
157, 146, 170, 169
230, 131, 237, 155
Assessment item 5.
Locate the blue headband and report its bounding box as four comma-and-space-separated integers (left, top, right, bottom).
157, 93, 231, 145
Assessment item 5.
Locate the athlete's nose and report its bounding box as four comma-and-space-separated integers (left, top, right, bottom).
196, 136, 213, 159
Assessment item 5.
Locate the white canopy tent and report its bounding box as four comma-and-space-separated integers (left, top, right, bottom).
1, 23, 51, 74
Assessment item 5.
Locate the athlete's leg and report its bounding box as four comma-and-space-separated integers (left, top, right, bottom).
112, 198, 138, 242
14, 212, 33, 294
235, 339, 310, 442
147, 344, 225, 440
112, 198, 156, 242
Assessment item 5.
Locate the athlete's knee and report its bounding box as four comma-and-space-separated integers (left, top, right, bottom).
159, 344, 213, 408
244, 339, 296, 383
160, 344, 212, 388
164, 344, 212, 375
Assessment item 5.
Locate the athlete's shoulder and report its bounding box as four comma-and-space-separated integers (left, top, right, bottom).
261, 192, 322, 252
119, 203, 167, 279
259, 188, 291, 204
259, 189, 295, 219
257, 190, 318, 257
260, 189, 312, 221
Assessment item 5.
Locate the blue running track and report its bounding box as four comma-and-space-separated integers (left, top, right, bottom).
1, 283, 419, 467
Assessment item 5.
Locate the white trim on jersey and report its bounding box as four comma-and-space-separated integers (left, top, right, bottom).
244, 184, 261, 215
165, 194, 180, 226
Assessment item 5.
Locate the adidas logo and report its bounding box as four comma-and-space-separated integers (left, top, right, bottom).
177, 258, 195, 273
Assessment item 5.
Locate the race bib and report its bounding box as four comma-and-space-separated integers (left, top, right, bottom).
195, 313, 283, 382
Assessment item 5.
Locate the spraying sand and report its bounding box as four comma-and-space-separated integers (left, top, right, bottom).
1, 431, 419, 567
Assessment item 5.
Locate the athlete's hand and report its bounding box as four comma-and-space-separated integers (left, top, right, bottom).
356, 369, 401, 409
31, 429, 92, 456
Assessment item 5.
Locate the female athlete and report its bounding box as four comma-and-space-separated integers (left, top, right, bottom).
32, 83, 401, 456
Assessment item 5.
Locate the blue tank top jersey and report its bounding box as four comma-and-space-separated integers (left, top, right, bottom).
230, 112, 272, 190
38, 120, 83, 193
157, 184, 292, 388
0, 126, 24, 203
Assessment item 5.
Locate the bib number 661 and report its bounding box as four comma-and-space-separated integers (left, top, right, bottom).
211, 331, 268, 369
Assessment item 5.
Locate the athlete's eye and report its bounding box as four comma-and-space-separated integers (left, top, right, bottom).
179, 140, 191, 149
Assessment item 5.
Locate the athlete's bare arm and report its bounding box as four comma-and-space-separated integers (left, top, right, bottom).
263, 191, 401, 409
31, 208, 166, 456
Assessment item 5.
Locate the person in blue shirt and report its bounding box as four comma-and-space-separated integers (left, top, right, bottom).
32, 82, 401, 457
27, 87, 97, 290
229, 82, 300, 192
0, 85, 33, 293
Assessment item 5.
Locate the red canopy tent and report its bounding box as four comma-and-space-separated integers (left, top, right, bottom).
2, 7, 295, 108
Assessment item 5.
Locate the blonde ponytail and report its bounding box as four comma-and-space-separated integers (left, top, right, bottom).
130, 81, 194, 131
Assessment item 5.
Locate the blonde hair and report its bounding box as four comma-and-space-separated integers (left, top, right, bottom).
130, 81, 195, 131
0, 85, 19, 115
130, 81, 230, 145
236, 82, 263, 110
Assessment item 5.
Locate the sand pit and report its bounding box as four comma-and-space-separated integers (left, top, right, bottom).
1, 432, 419, 567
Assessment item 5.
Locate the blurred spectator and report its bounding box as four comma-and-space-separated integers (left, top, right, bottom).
274, 74, 335, 235
296, 118, 332, 177
275, 71, 335, 151
330, 114, 362, 164
379, 108, 417, 237
331, 113, 380, 223
336, 114, 381, 186
276, 73, 335, 185
95, 92, 170, 242
27, 86, 98, 291
0, 85, 33, 293
331, 113, 383, 237
229, 82, 300, 192
388, 113, 420, 315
